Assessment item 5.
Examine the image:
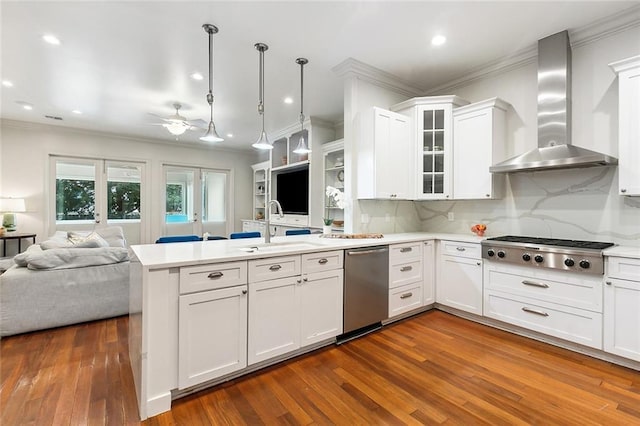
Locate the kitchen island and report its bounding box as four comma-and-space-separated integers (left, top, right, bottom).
128, 232, 482, 419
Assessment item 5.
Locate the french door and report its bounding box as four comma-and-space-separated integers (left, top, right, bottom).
163, 166, 231, 238
50, 156, 146, 245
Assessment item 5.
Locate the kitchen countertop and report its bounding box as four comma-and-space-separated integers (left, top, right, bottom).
130, 232, 485, 269
604, 245, 640, 260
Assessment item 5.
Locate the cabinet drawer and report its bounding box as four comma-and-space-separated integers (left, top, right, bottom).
302, 250, 343, 274
484, 264, 602, 313
249, 255, 301, 282
484, 291, 602, 349
389, 260, 422, 289
390, 242, 422, 262
607, 256, 640, 281
389, 282, 423, 318
440, 240, 481, 259
180, 261, 248, 294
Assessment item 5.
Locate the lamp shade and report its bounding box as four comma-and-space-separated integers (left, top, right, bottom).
0, 198, 26, 213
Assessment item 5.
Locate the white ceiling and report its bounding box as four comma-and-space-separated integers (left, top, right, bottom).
1, 1, 637, 151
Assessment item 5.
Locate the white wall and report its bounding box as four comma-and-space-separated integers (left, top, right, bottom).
416, 25, 640, 247
0, 120, 254, 250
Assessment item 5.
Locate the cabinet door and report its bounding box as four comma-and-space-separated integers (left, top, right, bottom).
423, 241, 435, 305
417, 105, 451, 200
437, 255, 483, 315
178, 286, 248, 389
373, 108, 412, 199
248, 276, 300, 365
453, 109, 494, 199
299, 269, 344, 346
604, 278, 640, 361
616, 63, 640, 196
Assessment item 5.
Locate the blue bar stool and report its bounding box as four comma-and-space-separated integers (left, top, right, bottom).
155, 235, 202, 243
229, 231, 261, 239
285, 229, 311, 236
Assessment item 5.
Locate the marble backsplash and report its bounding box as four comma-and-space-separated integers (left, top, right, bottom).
357, 167, 639, 247
415, 167, 640, 247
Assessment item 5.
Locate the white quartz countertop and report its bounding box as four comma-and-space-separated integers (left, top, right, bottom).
604, 245, 640, 260
130, 232, 485, 269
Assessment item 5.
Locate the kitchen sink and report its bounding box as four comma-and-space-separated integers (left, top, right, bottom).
237, 241, 325, 253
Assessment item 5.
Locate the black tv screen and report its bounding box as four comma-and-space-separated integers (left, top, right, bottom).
275, 168, 309, 215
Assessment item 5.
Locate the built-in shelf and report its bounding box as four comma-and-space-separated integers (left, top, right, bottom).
271, 160, 310, 173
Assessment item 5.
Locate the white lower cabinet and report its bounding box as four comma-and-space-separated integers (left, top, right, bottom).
248, 251, 344, 366
178, 285, 248, 389
388, 242, 423, 318
604, 256, 640, 361
436, 241, 483, 315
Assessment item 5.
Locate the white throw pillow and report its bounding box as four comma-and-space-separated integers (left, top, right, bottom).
67, 231, 109, 247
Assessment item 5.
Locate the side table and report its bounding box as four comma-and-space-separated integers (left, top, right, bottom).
0, 232, 37, 257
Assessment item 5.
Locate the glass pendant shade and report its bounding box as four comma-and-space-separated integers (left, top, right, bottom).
200, 120, 224, 142
252, 129, 272, 150
292, 57, 311, 154
292, 134, 311, 154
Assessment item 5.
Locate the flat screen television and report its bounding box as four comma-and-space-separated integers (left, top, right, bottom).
275, 168, 309, 215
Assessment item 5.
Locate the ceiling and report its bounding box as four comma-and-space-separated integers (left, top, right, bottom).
1, 1, 637, 151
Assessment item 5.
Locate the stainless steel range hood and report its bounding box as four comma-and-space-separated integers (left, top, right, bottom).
490, 31, 617, 173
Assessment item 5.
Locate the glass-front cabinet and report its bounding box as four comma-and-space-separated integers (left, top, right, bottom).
392, 95, 469, 200
322, 139, 344, 231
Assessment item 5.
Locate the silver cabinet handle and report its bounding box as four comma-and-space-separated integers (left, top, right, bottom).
303, 277, 308, 282
400, 266, 413, 272
269, 264, 282, 271
476, 262, 481, 266
318, 258, 328, 264
242, 289, 247, 295
296, 278, 302, 284
522, 307, 549, 317
605, 281, 612, 285
400, 247, 412, 253
347, 248, 387, 256
400, 292, 413, 299
621, 189, 627, 193
522, 280, 549, 289
456, 247, 466, 252
207, 272, 223, 279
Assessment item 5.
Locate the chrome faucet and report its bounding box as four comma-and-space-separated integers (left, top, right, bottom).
264, 199, 284, 243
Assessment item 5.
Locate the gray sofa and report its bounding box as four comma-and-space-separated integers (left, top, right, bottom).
0, 227, 130, 337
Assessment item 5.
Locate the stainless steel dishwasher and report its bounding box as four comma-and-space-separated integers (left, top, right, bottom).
340, 245, 389, 342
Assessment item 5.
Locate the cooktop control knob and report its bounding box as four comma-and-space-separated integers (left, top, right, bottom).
497, 250, 506, 258
487, 249, 495, 257
579, 259, 590, 269
564, 258, 575, 267
534, 255, 544, 263
522, 253, 531, 261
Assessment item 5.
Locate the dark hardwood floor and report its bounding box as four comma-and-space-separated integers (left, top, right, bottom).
1, 310, 639, 425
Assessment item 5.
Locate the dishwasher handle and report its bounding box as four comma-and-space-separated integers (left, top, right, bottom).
346, 247, 388, 256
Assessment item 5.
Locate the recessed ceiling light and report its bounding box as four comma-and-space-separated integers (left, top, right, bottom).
72, 109, 82, 114
431, 35, 446, 46
190, 72, 204, 81
284, 97, 293, 104
2, 80, 13, 87
42, 34, 61, 45
226, 133, 233, 138
23, 104, 33, 111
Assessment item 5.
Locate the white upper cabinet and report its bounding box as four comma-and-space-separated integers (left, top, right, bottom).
392, 96, 469, 200
452, 98, 509, 200
358, 107, 413, 200
610, 55, 640, 196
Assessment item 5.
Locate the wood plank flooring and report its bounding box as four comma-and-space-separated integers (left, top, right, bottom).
2, 310, 639, 425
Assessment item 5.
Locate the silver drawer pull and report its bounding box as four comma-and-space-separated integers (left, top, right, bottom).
269, 264, 282, 271
400, 247, 412, 253
400, 292, 413, 299
522, 307, 549, 317
400, 266, 413, 272
318, 258, 329, 264
522, 280, 549, 289
242, 289, 247, 295
207, 272, 224, 279
456, 247, 466, 252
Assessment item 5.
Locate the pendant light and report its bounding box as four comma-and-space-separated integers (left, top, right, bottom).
200, 24, 224, 143
293, 57, 311, 154
252, 43, 273, 150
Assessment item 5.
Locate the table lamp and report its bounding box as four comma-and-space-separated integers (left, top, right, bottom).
0, 198, 26, 232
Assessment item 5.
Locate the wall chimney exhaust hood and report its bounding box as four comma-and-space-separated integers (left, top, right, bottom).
490, 31, 617, 173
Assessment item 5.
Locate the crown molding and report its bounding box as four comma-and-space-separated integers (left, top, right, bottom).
0, 118, 254, 153
332, 57, 423, 98
425, 4, 640, 96
268, 116, 336, 141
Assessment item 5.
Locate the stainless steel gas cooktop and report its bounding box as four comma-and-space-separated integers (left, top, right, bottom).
481, 235, 615, 275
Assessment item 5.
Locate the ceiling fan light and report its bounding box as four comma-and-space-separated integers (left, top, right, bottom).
163, 122, 188, 136
293, 136, 311, 154
200, 121, 224, 142
252, 130, 273, 150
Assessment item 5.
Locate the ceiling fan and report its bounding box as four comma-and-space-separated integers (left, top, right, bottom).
149, 103, 207, 137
